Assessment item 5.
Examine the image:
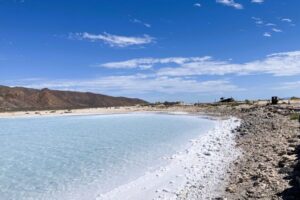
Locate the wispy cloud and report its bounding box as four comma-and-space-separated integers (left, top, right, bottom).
104, 51, 300, 77
272, 28, 282, 32
70, 32, 154, 47
7, 75, 241, 95
252, 17, 285, 36
263, 32, 272, 37
275, 81, 300, 90
265, 23, 276, 27
251, 0, 264, 4
157, 51, 300, 77
281, 18, 292, 23
101, 57, 210, 69
252, 17, 272, 26
131, 18, 151, 28
6, 51, 300, 98
216, 0, 243, 9
254, 17, 294, 28
255, 20, 264, 25
194, 3, 202, 7
281, 18, 296, 26
252, 17, 264, 25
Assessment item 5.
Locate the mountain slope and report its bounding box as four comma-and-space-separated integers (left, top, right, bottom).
0, 85, 147, 111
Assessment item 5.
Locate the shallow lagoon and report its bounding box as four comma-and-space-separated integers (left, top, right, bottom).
0, 113, 215, 200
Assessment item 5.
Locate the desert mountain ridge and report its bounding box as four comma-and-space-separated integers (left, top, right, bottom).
0, 85, 148, 111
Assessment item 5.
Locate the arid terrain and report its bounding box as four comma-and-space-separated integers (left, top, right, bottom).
0, 85, 147, 111
198, 103, 300, 200
141, 102, 300, 199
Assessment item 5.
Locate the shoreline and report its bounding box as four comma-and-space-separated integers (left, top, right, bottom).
195, 104, 300, 199
1, 104, 299, 199
0, 108, 240, 200
0, 107, 224, 122
97, 117, 240, 200
0, 107, 142, 118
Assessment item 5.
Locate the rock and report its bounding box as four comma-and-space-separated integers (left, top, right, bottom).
282, 155, 296, 162
193, 104, 300, 200
162, 189, 169, 193
204, 152, 211, 156
295, 176, 300, 186
279, 167, 293, 174
225, 186, 236, 193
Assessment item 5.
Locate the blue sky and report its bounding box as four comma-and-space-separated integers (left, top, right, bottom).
0, 0, 299, 102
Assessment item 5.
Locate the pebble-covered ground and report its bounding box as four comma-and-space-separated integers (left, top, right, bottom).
138, 103, 300, 199
204, 105, 300, 200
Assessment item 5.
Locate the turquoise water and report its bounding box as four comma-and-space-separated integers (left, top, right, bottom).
0, 113, 215, 200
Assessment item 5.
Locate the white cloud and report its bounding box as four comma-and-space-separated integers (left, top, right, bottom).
194, 3, 202, 7
216, 0, 243, 9
266, 23, 276, 26
132, 19, 151, 28
282, 18, 292, 23
255, 20, 264, 25
251, 0, 264, 3
275, 81, 300, 90
155, 51, 300, 77
252, 17, 261, 21
272, 28, 282, 32
252, 17, 278, 27
71, 32, 154, 47
252, 17, 264, 25
100, 51, 300, 77
263, 32, 271, 37
13, 75, 241, 95
252, 17, 284, 35
7, 51, 300, 98
101, 57, 211, 69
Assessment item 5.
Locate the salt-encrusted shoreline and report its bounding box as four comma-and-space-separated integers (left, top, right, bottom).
1, 104, 299, 199
96, 117, 241, 200
193, 104, 300, 200
0, 109, 241, 199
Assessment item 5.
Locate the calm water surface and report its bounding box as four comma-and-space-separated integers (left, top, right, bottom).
0, 113, 215, 200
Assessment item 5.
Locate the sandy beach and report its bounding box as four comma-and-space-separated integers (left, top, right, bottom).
0, 107, 143, 118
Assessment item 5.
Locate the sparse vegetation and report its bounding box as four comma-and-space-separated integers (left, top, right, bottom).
149, 101, 182, 107
290, 113, 300, 120
245, 99, 251, 104
291, 96, 300, 100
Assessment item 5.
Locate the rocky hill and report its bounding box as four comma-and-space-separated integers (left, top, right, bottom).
0, 85, 147, 111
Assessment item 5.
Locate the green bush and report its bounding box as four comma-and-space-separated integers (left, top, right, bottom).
245, 99, 251, 104
290, 113, 300, 120
291, 96, 300, 100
